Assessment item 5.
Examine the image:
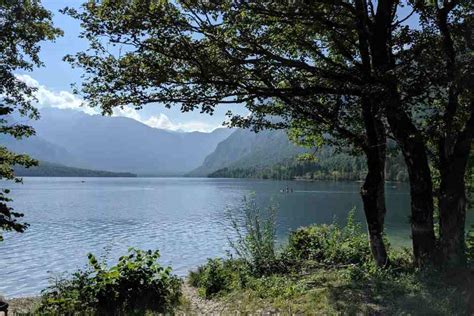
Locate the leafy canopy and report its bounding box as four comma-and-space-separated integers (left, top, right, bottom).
64, 1, 472, 152
0, 0, 62, 240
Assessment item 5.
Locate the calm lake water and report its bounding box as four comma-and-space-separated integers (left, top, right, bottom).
0, 177, 472, 298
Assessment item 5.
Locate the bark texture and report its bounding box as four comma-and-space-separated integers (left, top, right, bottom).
438, 117, 473, 266
385, 96, 437, 265
361, 118, 389, 267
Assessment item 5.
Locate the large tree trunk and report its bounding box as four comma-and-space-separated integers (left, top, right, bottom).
436, 6, 473, 267
361, 136, 389, 267
439, 167, 467, 266
365, 0, 436, 266
385, 95, 437, 266
353, 0, 390, 267
361, 97, 389, 267
438, 124, 473, 266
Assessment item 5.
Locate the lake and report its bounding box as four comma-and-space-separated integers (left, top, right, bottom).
0, 177, 471, 298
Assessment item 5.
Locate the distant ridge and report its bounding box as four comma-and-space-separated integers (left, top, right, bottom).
3, 107, 234, 176
15, 161, 137, 177
190, 129, 408, 182
188, 129, 305, 176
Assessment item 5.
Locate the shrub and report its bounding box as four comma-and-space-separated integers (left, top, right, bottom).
286, 209, 372, 266
188, 258, 247, 298
227, 194, 280, 276
38, 248, 182, 314
189, 205, 374, 299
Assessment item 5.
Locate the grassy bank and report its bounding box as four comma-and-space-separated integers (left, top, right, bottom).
186, 259, 473, 314
7, 264, 472, 315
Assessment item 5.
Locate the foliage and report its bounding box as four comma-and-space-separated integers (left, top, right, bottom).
227, 195, 280, 276
62, 0, 472, 169
38, 248, 182, 314
285, 209, 372, 266
0, 150, 36, 241
190, 206, 372, 299
209, 149, 408, 182
65, 0, 474, 266
62, 0, 372, 147
0, 0, 62, 240
189, 205, 470, 314
221, 265, 468, 315
188, 258, 247, 299
189, 195, 280, 298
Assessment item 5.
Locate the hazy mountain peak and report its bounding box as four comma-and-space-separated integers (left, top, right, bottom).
4, 108, 234, 176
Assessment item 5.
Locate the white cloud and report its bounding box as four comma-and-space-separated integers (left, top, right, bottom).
115, 107, 220, 132
16, 74, 220, 132
143, 113, 175, 130
16, 74, 98, 115
144, 113, 220, 132
113, 106, 142, 122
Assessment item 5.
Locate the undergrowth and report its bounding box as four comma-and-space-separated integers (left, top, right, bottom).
38, 248, 182, 314
188, 195, 472, 314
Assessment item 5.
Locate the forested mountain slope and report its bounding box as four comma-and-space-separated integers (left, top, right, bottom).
14, 161, 136, 177
191, 129, 408, 182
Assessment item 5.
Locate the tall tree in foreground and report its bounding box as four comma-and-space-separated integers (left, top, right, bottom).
0, 0, 61, 241
65, 0, 472, 266
427, 2, 473, 265
65, 0, 394, 266
396, 1, 473, 265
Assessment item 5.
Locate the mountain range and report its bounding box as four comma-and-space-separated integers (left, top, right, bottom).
3, 107, 406, 180
2, 108, 233, 176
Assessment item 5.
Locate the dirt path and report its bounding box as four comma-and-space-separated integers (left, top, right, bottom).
6, 297, 40, 315
181, 282, 227, 314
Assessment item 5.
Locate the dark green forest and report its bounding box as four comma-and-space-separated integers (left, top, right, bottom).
14, 161, 136, 178
209, 148, 407, 182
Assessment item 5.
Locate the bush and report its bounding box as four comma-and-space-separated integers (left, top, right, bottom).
38, 248, 182, 314
227, 194, 280, 276
188, 258, 245, 298
286, 209, 372, 266
190, 202, 375, 299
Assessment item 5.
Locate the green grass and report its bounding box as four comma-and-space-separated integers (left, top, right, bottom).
188, 255, 471, 314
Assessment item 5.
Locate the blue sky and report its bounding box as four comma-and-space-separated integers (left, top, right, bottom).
20, 0, 246, 132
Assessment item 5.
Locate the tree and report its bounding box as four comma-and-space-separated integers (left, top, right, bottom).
384, 0, 473, 265
0, 0, 62, 241
64, 0, 472, 266
64, 0, 392, 267
423, 1, 473, 265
